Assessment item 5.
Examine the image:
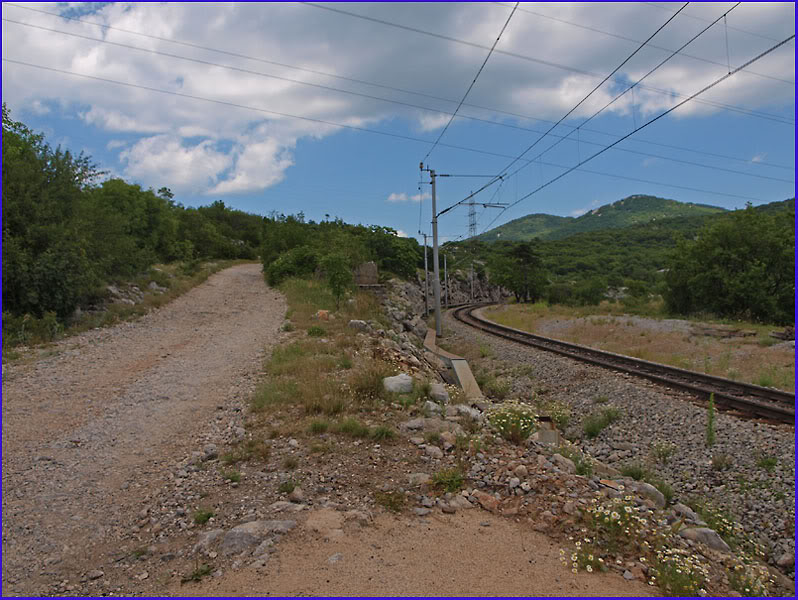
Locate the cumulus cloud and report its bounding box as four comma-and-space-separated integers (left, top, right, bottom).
1, 1, 793, 196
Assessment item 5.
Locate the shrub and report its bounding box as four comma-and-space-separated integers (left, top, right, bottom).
374, 491, 405, 513
582, 406, 621, 438
432, 468, 465, 493
371, 425, 396, 441
334, 418, 370, 438
488, 402, 537, 443
307, 325, 326, 337
309, 419, 330, 434
193, 509, 214, 524
278, 480, 296, 494
266, 246, 319, 286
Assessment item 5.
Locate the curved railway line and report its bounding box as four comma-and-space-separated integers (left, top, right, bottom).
452, 304, 795, 425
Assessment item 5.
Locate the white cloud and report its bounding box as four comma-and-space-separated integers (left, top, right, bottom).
387, 191, 431, 203
106, 139, 126, 150
1, 1, 793, 196
751, 153, 767, 163
396, 229, 408, 238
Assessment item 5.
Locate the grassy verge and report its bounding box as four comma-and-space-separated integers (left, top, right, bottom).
484, 303, 794, 391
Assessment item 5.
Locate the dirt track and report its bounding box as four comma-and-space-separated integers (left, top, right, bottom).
2, 263, 285, 596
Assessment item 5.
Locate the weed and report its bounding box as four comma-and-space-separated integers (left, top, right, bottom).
432, 468, 465, 493
650, 440, 677, 465
558, 446, 593, 476
706, 393, 716, 447
479, 344, 493, 358
278, 480, 296, 494
374, 490, 405, 513
282, 456, 299, 470
756, 455, 778, 472
594, 395, 609, 404
181, 561, 213, 584
307, 325, 327, 337
193, 509, 215, 525
728, 556, 774, 596
251, 379, 298, 412
712, 453, 732, 471
482, 376, 511, 400
281, 321, 295, 332
487, 402, 537, 443
337, 354, 353, 370
348, 360, 394, 404
424, 431, 441, 446
221, 438, 270, 464
222, 469, 241, 483
371, 425, 396, 441
650, 547, 709, 597
620, 463, 648, 481
309, 419, 330, 434
310, 442, 331, 454
582, 407, 621, 439
535, 398, 571, 430
334, 418, 371, 438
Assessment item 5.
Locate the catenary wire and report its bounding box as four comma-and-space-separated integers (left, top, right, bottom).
480, 33, 795, 233
299, 1, 793, 124
8, 18, 790, 186
490, 1, 793, 85
2, 57, 781, 213
422, 2, 518, 162
5, 3, 792, 169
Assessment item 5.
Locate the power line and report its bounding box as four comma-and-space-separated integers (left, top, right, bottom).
440, 2, 691, 216
422, 2, 518, 162
11, 19, 789, 187
640, 1, 784, 43
513, 2, 749, 182
300, 1, 793, 124
491, 1, 793, 85
4, 58, 782, 210
481, 32, 796, 234
6, 3, 793, 169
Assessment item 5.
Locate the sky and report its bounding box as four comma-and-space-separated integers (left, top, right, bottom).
2, 1, 795, 244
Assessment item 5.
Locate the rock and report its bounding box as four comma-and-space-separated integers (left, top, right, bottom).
429, 383, 449, 404
400, 418, 425, 431
551, 454, 576, 474
315, 310, 329, 321
672, 503, 700, 522
623, 570, 635, 580
423, 400, 443, 416
252, 539, 274, 557
439, 431, 456, 450
409, 437, 425, 446
86, 570, 104, 580
407, 473, 431, 486
328, 552, 343, 564
269, 501, 306, 513
448, 496, 473, 509
288, 438, 299, 448
678, 528, 731, 553
384, 373, 414, 394
194, 529, 224, 552
348, 320, 370, 332
471, 490, 500, 513
287, 487, 305, 503
420, 496, 434, 508
452, 404, 482, 420
425, 445, 443, 459
344, 510, 372, 526
441, 505, 456, 514
508, 477, 520, 489
413, 508, 432, 516
631, 482, 666, 508
202, 444, 218, 461
221, 520, 297, 556
776, 553, 794, 568
513, 465, 528, 478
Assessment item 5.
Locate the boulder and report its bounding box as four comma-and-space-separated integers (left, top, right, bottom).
383, 373, 414, 394
678, 527, 731, 553
631, 482, 666, 508
551, 453, 576, 474
471, 490, 500, 513
348, 320, 370, 332
425, 445, 443, 459
407, 473, 431, 486
429, 383, 449, 404
423, 400, 443, 416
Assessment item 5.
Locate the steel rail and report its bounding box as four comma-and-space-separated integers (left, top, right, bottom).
452, 304, 795, 424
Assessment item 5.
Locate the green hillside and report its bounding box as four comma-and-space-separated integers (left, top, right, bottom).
478, 194, 727, 242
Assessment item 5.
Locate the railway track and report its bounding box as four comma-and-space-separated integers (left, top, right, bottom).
452, 304, 795, 424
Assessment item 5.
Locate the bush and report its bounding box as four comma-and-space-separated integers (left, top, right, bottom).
266, 246, 319, 286
432, 468, 465, 493
582, 407, 621, 438
488, 402, 537, 443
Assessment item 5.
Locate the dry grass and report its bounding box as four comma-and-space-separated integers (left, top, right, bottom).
485, 304, 794, 392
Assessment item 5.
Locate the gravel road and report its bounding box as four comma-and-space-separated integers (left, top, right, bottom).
2, 263, 285, 596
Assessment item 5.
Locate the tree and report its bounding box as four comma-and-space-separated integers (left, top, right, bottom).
664, 204, 794, 323
320, 253, 354, 309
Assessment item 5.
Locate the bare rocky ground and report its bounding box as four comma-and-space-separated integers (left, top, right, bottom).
3, 267, 792, 597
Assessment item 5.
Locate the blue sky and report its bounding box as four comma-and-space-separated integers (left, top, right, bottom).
2, 2, 794, 243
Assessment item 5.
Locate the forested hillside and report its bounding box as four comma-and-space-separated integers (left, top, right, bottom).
478, 194, 727, 242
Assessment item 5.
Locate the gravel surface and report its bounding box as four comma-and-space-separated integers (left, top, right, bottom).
1, 264, 285, 596
446, 308, 795, 569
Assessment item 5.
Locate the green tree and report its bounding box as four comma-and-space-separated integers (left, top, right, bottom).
320, 253, 354, 308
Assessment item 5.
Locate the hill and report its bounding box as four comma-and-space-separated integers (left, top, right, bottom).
477, 194, 727, 242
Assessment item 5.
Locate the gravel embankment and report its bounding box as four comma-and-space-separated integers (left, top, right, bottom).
1, 264, 286, 596
445, 310, 795, 568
